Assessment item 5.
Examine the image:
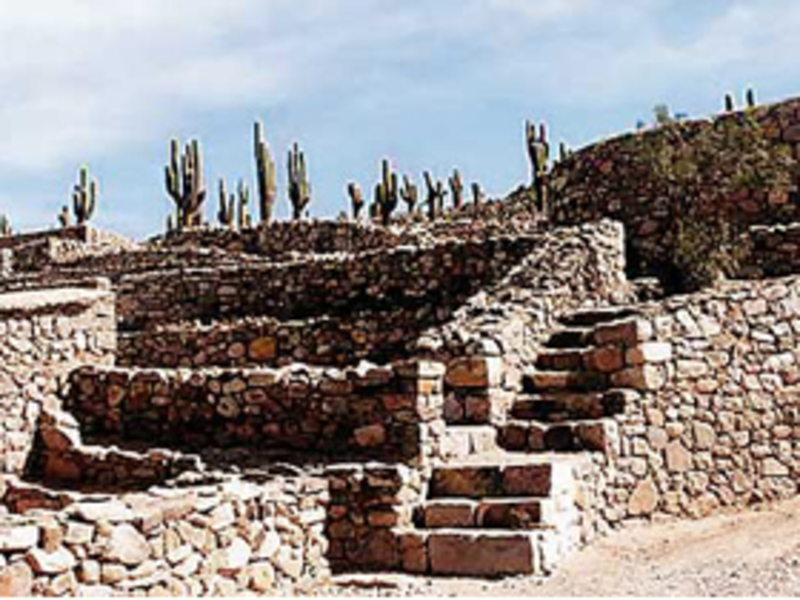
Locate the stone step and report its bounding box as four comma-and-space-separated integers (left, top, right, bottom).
535, 348, 591, 372
498, 419, 618, 454
543, 328, 594, 349
559, 307, 638, 327
420, 497, 566, 530
510, 390, 628, 423
523, 370, 607, 393
440, 425, 502, 461
426, 529, 541, 577
428, 463, 555, 499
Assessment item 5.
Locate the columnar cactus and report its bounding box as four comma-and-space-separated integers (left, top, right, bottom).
165, 139, 206, 229
347, 183, 365, 221
724, 93, 735, 113
745, 88, 756, 109
58, 206, 70, 229
400, 175, 418, 214
287, 142, 311, 220
254, 121, 277, 224
218, 178, 251, 229
423, 172, 447, 221
374, 159, 399, 226
0, 215, 10, 236
237, 179, 252, 229
471, 182, 484, 215
449, 169, 464, 210
72, 165, 98, 225
217, 179, 235, 228
526, 120, 550, 212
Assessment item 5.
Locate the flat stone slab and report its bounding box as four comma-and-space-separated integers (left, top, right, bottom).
428, 530, 538, 577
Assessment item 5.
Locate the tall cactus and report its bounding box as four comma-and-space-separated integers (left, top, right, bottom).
348, 182, 365, 221
254, 121, 277, 224
400, 175, 418, 214
745, 88, 756, 109
526, 120, 550, 212
0, 215, 10, 236
237, 179, 251, 229
724, 93, 735, 113
471, 182, 484, 216
287, 142, 311, 220
217, 179, 235, 228
423, 172, 447, 221
72, 165, 98, 225
58, 206, 70, 229
374, 159, 399, 226
165, 139, 206, 229
218, 178, 251, 229
449, 169, 464, 210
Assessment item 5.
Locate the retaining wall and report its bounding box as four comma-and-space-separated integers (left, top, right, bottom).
588, 275, 800, 527
0, 287, 116, 475
0, 473, 329, 596
65, 360, 446, 466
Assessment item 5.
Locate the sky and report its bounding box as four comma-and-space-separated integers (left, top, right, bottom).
1, 0, 800, 238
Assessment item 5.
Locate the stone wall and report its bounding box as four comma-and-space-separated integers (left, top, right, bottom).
116, 233, 559, 331
588, 275, 800, 525
0, 225, 122, 251
740, 223, 800, 279
325, 463, 423, 573
548, 98, 800, 280
150, 221, 407, 259
0, 472, 329, 596
0, 287, 116, 475
65, 360, 446, 465
150, 217, 546, 260
117, 221, 630, 375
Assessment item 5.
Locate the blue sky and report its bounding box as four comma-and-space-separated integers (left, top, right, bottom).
1, 0, 798, 238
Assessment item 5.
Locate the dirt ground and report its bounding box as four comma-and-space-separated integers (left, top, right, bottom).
329, 497, 800, 597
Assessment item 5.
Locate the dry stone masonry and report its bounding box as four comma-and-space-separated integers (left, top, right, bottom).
5, 93, 800, 593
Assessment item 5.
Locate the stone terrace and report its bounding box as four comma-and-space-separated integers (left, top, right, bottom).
3, 102, 800, 592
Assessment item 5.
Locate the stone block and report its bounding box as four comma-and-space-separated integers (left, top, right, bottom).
0, 562, 33, 597
26, 546, 76, 575
103, 524, 151, 566
423, 500, 476, 528
665, 441, 692, 473
0, 524, 39, 551
445, 357, 501, 389
627, 480, 659, 516
588, 345, 625, 373
626, 342, 673, 365
428, 531, 536, 576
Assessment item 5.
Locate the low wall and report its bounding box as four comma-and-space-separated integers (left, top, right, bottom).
0, 225, 135, 253
151, 221, 406, 259
589, 275, 800, 526
0, 472, 329, 596
65, 361, 446, 465
0, 287, 116, 475
116, 233, 558, 331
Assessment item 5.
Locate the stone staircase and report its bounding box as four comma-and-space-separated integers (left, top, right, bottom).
406, 454, 587, 576
402, 306, 637, 578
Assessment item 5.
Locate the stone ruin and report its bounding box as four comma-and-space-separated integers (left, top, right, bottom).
1, 96, 800, 596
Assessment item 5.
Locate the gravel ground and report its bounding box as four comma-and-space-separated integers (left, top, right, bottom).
327, 497, 800, 597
